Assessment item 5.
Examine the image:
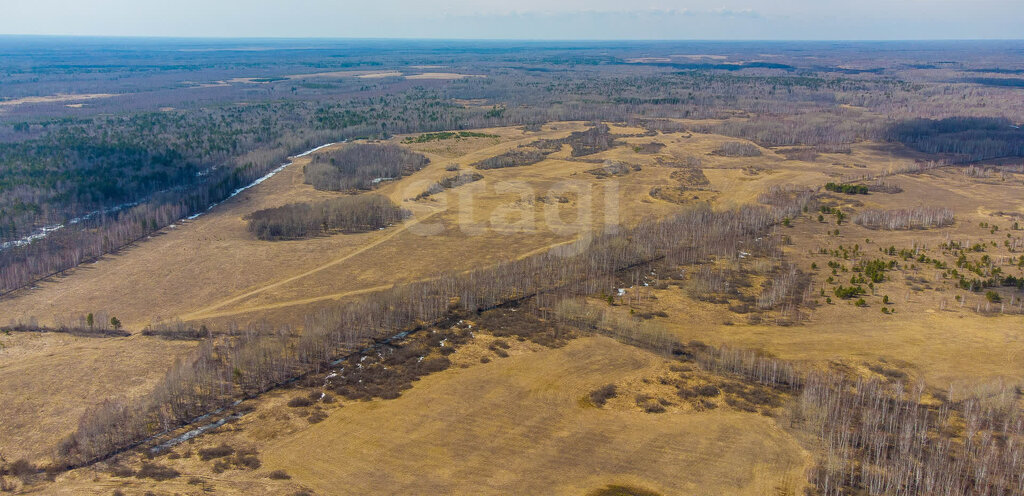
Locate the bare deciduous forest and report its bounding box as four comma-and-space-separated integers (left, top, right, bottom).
246, 195, 408, 240
304, 144, 430, 192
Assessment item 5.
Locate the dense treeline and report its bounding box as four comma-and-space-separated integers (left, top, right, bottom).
886, 117, 1024, 163
304, 144, 429, 191
798, 374, 1023, 495
246, 195, 407, 240
0, 103, 318, 242
57, 198, 798, 468
825, 182, 869, 195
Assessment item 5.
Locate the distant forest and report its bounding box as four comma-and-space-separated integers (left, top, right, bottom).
886, 117, 1024, 163
1, 39, 1023, 294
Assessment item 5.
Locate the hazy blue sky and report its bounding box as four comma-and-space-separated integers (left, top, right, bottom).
4, 0, 1022, 40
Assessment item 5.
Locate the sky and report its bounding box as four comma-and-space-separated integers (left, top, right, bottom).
3, 0, 1023, 40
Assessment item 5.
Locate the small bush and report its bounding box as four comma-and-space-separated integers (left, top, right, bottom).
635, 394, 667, 413
589, 384, 618, 407
588, 484, 662, 496
198, 444, 235, 461
268, 469, 292, 480
287, 396, 313, 408
234, 451, 261, 470
108, 464, 135, 478
696, 385, 720, 397
8, 459, 35, 477
136, 462, 180, 481
308, 411, 328, 424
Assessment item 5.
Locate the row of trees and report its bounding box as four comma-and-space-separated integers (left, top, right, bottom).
3, 311, 127, 338
57, 197, 798, 468
246, 195, 408, 240
552, 296, 1023, 495
853, 206, 955, 230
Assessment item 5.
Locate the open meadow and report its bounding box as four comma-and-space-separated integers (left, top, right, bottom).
1, 39, 1022, 495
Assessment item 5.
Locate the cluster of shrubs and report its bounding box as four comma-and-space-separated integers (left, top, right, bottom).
305, 143, 429, 191
198, 444, 261, 472
473, 122, 621, 169
246, 194, 408, 240
588, 384, 617, 407
135, 462, 180, 481
328, 326, 472, 401
414, 172, 483, 199
825, 182, 869, 195
712, 141, 761, 157
473, 148, 548, 169
857, 258, 894, 283
402, 131, 498, 143
833, 285, 866, 299
473, 306, 576, 348
632, 142, 665, 154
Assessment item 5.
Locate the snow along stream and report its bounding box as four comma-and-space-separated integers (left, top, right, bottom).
0, 141, 340, 251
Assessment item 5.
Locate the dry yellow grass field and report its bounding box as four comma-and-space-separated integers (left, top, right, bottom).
2, 120, 1021, 493
260, 337, 807, 495
40, 337, 809, 495
0, 332, 193, 461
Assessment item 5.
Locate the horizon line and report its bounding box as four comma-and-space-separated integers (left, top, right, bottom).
1, 34, 1023, 43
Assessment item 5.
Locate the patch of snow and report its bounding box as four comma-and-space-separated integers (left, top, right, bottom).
186, 141, 341, 221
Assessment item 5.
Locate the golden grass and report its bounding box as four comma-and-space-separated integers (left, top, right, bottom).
0, 333, 194, 461
260, 337, 808, 495
1, 120, 1021, 492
